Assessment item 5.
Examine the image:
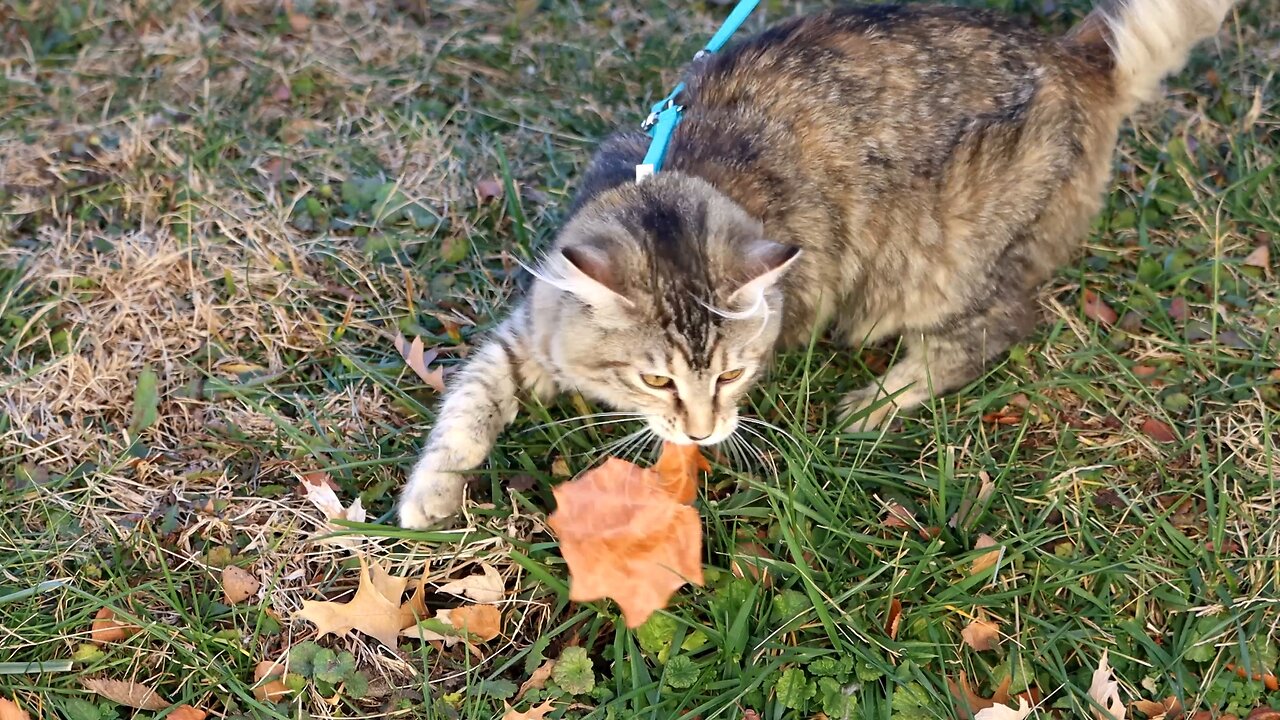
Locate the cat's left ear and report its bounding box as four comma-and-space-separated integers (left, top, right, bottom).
729, 240, 801, 304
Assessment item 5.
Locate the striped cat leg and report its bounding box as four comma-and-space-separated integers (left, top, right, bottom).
399, 316, 551, 528
840, 294, 1035, 430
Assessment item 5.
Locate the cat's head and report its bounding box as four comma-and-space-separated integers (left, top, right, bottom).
531, 173, 799, 446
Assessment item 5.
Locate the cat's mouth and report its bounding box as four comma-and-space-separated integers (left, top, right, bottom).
647, 416, 738, 447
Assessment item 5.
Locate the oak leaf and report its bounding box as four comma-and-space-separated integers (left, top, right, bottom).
90, 607, 140, 645
1243, 244, 1270, 271
1140, 418, 1177, 444
1088, 650, 1126, 720
295, 557, 404, 648
394, 332, 446, 392
547, 456, 704, 628
502, 700, 555, 720
0, 698, 30, 720
439, 605, 502, 642
81, 677, 168, 710
961, 616, 1001, 651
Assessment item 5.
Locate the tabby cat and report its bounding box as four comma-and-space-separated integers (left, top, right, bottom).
399, 0, 1235, 527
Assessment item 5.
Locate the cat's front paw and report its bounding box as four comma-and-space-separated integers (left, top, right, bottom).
398, 463, 465, 529
838, 386, 898, 431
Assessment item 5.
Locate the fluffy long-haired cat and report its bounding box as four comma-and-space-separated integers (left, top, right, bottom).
399, 0, 1235, 527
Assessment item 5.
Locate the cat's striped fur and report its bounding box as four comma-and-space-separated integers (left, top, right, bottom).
400, 0, 1234, 527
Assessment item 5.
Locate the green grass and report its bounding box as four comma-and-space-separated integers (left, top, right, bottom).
1, 0, 1277, 718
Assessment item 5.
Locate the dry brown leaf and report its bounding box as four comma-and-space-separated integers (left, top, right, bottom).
475, 178, 505, 203
1141, 418, 1177, 444
222, 565, 259, 604
368, 559, 410, 605
547, 457, 704, 628
169, 706, 208, 720
882, 502, 915, 529
1089, 650, 1126, 720
81, 677, 168, 710
398, 566, 430, 630
502, 700, 555, 720
295, 557, 404, 648
90, 607, 140, 645
0, 698, 30, 720
1131, 697, 1182, 719
517, 659, 556, 700
971, 534, 1002, 575
886, 598, 903, 639
949, 672, 1013, 714
393, 332, 446, 392
1083, 290, 1119, 325
961, 616, 1001, 651
1243, 244, 1270, 271
253, 661, 290, 702
439, 604, 502, 642
975, 698, 1035, 720
437, 562, 505, 604
1246, 709, 1280, 720
651, 441, 711, 504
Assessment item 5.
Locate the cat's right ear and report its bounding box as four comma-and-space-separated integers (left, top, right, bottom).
547, 244, 633, 308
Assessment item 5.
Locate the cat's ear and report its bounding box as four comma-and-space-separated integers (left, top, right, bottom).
729, 240, 801, 305
552, 244, 633, 308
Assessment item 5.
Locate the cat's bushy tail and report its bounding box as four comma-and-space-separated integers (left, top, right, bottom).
1080, 0, 1235, 112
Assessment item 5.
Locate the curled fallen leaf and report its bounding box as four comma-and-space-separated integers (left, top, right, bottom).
885, 598, 903, 639
393, 332, 446, 392
169, 706, 208, 720
971, 534, 1002, 575
437, 562, 505, 604
950, 472, 995, 529
547, 456, 704, 628
961, 616, 1001, 651
299, 473, 367, 548
1088, 650, 1125, 720
1131, 696, 1182, 719
222, 565, 260, 604
439, 604, 502, 642
949, 672, 1012, 714
502, 700, 555, 720
90, 607, 140, 645
253, 661, 291, 702
81, 677, 168, 710
0, 698, 31, 720
651, 441, 711, 504
1083, 290, 1119, 325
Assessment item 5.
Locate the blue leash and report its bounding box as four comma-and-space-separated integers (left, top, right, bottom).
635, 0, 760, 182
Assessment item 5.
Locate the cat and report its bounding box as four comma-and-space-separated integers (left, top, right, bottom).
398, 0, 1236, 528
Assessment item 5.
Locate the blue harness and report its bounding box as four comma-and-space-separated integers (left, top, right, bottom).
635, 0, 761, 183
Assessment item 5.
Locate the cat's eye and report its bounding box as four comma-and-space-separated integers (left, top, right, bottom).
641, 373, 674, 389
718, 368, 746, 383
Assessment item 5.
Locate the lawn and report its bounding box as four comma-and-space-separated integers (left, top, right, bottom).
1, 0, 1277, 718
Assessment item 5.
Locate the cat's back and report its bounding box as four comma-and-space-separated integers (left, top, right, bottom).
683, 4, 1066, 155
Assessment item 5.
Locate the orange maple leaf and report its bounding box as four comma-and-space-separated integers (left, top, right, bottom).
651, 441, 711, 504
547, 443, 709, 628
